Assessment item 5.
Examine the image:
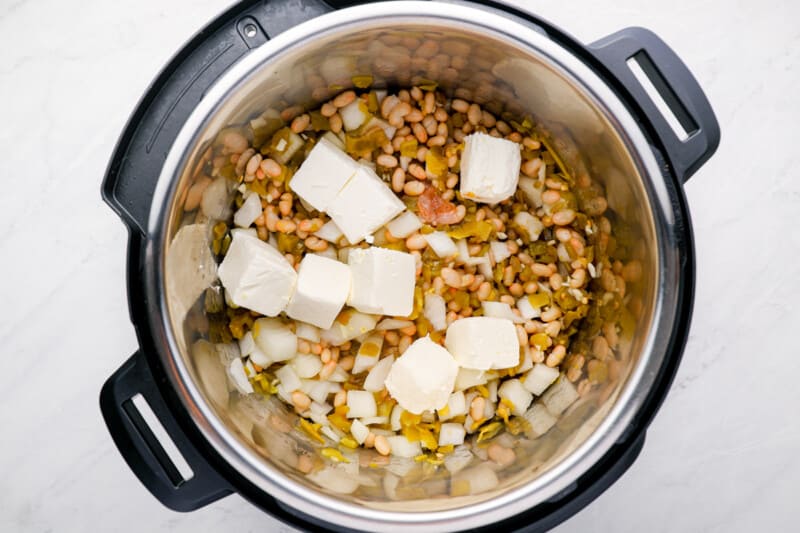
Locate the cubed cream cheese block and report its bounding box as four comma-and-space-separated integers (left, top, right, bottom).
327, 165, 406, 244
218, 232, 297, 316
289, 137, 359, 212
286, 254, 351, 329
347, 247, 416, 316
384, 336, 459, 414
460, 132, 521, 204
445, 317, 520, 370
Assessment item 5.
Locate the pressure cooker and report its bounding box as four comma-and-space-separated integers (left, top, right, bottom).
100, 0, 720, 531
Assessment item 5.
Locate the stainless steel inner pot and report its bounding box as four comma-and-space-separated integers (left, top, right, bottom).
145, 2, 682, 530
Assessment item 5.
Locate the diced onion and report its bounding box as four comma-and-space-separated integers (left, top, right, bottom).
376, 318, 414, 330
490, 240, 511, 263
524, 403, 557, 438
227, 358, 254, 394
346, 390, 377, 418
444, 445, 474, 474
523, 363, 560, 395
295, 322, 320, 342
517, 296, 541, 320
514, 211, 544, 241
253, 318, 297, 362
350, 419, 369, 444
233, 193, 262, 228
438, 423, 466, 446
340, 100, 369, 131
424, 231, 458, 258
386, 211, 422, 238
540, 376, 579, 415
498, 379, 533, 416
482, 301, 525, 324
424, 293, 447, 331
455, 239, 470, 263
363, 355, 394, 392
315, 220, 344, 243
275, 365, 301, 392
291, 354, 323, 378
387, 435, 422, 458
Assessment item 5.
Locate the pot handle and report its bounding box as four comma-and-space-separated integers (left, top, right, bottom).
100, 351, 232, 511
102, 0, 332, 234
590, 27, 720, 183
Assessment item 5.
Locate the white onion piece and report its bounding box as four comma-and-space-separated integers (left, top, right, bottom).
350, 419, 369, 444
340, 100, 369, 131
518, 176, 543, 208
295, 322, 320, 343
514, 211, 544, 241
314, 220, 344, 243
439, 391, 467, 420
376, 318, 414, 331
386, 211, 422, 238
438, 423, 466, 446
360, 416, 389, 426
253, 318, 297, 362
444, 445, 474, 474
523, 363, 560, 395
353, 334, 383, 374
233, 193, 262, 228
321, 312, 379, 346
291, 353, 323, 378
455, 239, 470, 263
524, 403, 557, 438
238, 331, 256, 357
482, 301, 525, 324
424, 293, 447, 331
227, 358, 253, 394
275, 365, 301, 392
517, 296, 541, 320
390, 404, 403, 431
387, 435, 422, 458
540, 376, 579, 415
425, 231, 458, 258
346, 390, 377, 418
498, 379, 533, 416
363, 355, 394, 392
454, 367, 488, 391
321, 131, 345, 150
490, 240, 511, 263
366, 117, 396, 140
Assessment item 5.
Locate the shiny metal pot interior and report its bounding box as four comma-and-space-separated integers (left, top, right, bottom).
145, 1, 683, 530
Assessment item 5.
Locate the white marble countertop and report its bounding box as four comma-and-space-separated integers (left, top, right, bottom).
1, 0, 797, 531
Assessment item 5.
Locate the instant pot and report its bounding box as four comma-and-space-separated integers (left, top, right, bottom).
100, 1, 720, 531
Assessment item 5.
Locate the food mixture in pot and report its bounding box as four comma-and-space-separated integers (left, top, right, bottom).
184, 83, 643, 479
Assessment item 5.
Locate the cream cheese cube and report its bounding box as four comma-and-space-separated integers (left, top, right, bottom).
327, 165, 406, 244
218, 232, 297, 316
445, 317, 520, 370
384, 336, 458, 414
460, 132, 521, 204
347, 247, 416, 317
289, 137, 359, 212
285, 254, 351, 329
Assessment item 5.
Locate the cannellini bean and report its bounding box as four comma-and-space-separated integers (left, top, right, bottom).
441, 267, 462, 288
333, 90, 356, 107
391, 168, 406, 193
374, 435, 391, 456
291, 114, 310, 133
487, 443, 516, 467
546, 344, 566, 367
470, 396, 486, 421
377, 154, 398, 168
406, 233, 427, 250
403, 180, 425, 196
